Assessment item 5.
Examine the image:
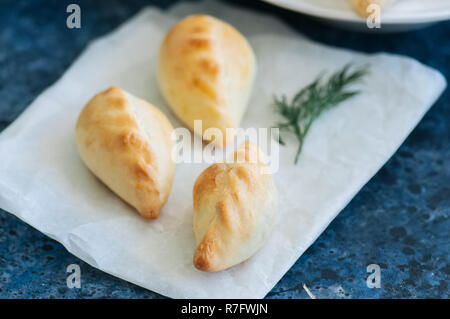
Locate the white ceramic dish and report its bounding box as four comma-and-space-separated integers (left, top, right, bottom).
261, 0, 450, 32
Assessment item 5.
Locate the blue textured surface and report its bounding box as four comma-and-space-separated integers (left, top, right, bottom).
0, 0, 449, 299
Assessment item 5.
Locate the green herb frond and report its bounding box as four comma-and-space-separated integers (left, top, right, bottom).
273, 64, 370, 164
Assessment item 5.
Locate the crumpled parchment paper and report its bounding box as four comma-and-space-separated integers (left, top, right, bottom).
0, 0, 446, 298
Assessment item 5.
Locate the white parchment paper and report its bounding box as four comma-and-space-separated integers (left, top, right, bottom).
0, 1, 446, 298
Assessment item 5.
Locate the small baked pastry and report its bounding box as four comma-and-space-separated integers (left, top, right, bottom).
192, 141, 278, 272
157, 15, 256, 147
351, 0, 396, 17
75, 87, 175, 219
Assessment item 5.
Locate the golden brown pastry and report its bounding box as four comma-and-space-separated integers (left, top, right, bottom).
351, 0, 396, 17
157, 15, 256, 147
75, 87, 175, 219
192, 141, 278, 272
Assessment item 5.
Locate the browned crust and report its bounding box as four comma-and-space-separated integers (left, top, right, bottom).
352, 0, 392, 17
75, 86, 173, 219
192, 141, 270, 272
157, 15, 256, 147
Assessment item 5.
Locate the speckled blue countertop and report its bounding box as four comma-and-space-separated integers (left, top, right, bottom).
0, 0, 448, 299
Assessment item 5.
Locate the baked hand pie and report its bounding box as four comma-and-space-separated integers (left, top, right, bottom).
351, 0, 396, 17
75, 87, 175, 219
157, 15, 256, 147
192, 141, 278, 272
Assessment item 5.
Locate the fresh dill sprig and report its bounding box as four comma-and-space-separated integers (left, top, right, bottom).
273, 64, 369, 164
